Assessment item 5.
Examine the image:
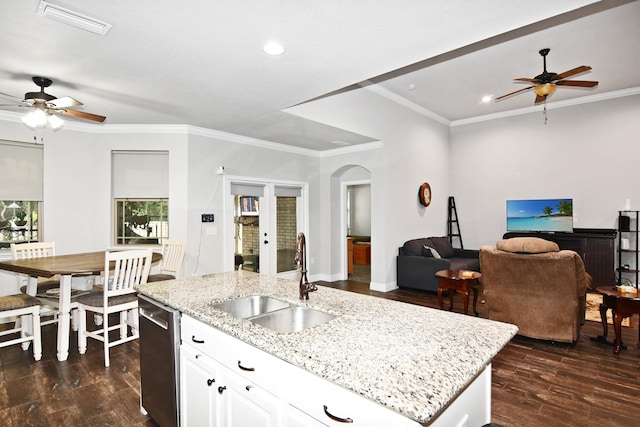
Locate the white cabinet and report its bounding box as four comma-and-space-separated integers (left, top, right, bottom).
219, 366, 281, 427
180, 314, 488, 427
181, 316, 282, 427
285, 405, 327, 427
180, 345, 220, 426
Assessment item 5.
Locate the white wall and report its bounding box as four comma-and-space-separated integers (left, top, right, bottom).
186, 132, 318, 276
292, 87, 450, 289
450, 94, 640, 249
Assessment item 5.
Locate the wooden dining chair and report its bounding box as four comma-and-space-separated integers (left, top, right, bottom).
76, 249, 152, 367
0, 294, 42, 361
147, 239, 185, 282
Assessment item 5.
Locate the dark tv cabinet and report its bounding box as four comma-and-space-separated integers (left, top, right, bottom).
503, 228, 617, 287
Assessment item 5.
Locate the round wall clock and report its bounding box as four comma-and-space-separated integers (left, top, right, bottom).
419, 182, 431, 207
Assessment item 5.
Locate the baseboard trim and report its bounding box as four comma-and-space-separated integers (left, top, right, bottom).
370, 281, 397, 293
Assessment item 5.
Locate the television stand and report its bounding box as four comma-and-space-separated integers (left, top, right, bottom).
503, 228, 616, 287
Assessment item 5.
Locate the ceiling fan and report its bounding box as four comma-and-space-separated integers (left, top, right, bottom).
0, 76, 106, 129
496, 48, 598, 104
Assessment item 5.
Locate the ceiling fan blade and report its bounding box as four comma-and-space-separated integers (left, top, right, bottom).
514, 78, 540, 83
59, 109, 106, 123
0, 91, 24, 101
556, 79, 598, 88
49, 96, 83, 109
495, 86, 533, 101
555, 65, 591, 80
534, 94, 546, 104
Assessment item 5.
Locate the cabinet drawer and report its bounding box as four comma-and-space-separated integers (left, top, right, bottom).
288, 367, 412, 427
181, 315, 291, 398
181, 314, 223, 356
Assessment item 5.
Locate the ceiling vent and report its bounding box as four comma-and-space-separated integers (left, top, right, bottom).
37, 1, 112, 35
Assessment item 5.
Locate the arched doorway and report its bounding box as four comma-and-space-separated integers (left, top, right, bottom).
333, 165, 371, 283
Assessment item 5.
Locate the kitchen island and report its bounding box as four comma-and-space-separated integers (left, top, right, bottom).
137, 271, 517, 426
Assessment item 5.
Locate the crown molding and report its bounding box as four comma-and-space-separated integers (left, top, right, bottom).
0, 110, 381, 157
450, 86, 640, 126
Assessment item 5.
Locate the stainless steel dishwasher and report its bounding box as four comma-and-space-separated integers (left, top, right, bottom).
138, 294, 180, 427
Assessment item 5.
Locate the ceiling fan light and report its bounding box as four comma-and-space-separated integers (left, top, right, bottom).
22, 109, 48, 128
48, 113, 64, 130
533, 83, 557, 97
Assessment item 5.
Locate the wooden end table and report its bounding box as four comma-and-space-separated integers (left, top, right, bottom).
593, 286, 640, 355
436, 270, 481, 316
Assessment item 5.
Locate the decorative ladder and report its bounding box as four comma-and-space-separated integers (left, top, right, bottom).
447, 196, 464, 249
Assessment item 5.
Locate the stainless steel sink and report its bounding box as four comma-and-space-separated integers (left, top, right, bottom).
211, 295, 291, 319
250, 306, 336, 334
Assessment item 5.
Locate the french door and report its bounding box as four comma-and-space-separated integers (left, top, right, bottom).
225, 177, 307, 279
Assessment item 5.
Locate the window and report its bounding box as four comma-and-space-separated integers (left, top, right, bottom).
112, 150, 169, 246
114, 199, 168, 245
0, 140, 43, 249
0, 200, 40, 248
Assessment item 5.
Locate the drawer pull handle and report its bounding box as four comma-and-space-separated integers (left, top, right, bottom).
218, 386, 227, 394
207, 379, 215, 386
192, 335, 205, 344
245, 385, 253, 391
323, 405, 353, 423
237, 360, 255, 371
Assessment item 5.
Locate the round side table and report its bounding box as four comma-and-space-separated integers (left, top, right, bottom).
435, 269, 482, 316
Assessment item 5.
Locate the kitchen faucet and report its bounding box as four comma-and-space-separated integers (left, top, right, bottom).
294, 232, 317, 300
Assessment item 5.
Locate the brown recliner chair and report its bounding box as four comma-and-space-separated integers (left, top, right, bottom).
479, 237, 591, 343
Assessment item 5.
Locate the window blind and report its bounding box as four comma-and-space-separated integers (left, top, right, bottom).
0, 140, 43, 201
230, 183, 265, 197
274, 186, 302, 197
112, 151, 169, 198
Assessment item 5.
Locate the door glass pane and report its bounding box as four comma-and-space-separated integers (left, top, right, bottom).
276, 196, 297, 273
234, 195, 260, 272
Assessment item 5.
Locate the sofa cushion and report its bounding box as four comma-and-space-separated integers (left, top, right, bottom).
403, 238, 433, 256
449, 257, 481, 272
497, 237, 559, 254
423, 245, 441, 258
430, 237, 455, 258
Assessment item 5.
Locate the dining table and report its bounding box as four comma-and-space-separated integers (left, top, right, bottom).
0, 250, 161, 361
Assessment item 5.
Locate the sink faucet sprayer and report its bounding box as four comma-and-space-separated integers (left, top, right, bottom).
294, 232, 317, 300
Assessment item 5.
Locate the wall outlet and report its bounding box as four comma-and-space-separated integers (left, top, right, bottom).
201, 214, 215, 223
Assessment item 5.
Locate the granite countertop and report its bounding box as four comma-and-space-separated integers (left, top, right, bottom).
137, 271, 517, 425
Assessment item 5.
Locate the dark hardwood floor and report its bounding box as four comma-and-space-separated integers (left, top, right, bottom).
1, 281, 639, 426
0, 315, 157, 427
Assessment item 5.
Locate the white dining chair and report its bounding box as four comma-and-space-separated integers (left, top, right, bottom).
147, 239, 185, 282
0, 294, 42, 361
11, 241, 59, 292
11, 241, 66, 327
76, 249, 152, 367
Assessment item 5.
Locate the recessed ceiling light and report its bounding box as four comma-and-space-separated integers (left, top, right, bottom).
263, 41, 285, 56
408, 84, 416, 90
481, 95, 492, 103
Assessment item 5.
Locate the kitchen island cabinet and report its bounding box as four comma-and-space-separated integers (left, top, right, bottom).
138, 271, 517, 426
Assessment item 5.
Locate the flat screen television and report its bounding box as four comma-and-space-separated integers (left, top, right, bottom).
506, 198, 573, 233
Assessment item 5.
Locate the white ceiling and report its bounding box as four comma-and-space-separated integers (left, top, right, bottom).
1, 0, 639, 151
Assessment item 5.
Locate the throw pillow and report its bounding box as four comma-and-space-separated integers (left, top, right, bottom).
430, 237, 455, 258
497, 237, 559, 254
423, 245, 441, 258
403, 238, 433, 256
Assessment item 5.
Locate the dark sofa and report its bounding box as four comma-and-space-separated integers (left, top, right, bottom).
397, 237, 480, 292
